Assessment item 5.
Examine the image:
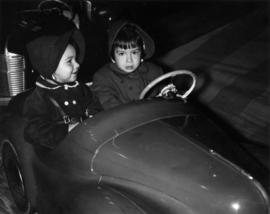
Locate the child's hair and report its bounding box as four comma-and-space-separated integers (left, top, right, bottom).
111, 24, 145, 60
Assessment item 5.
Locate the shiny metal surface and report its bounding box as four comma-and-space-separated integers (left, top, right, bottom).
2, 99, 269, 213
49, 99, 268, 214
91, 121, 268, 214
0, 48, 25, 97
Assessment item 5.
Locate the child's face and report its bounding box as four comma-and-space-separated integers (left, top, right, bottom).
53, 44, 79, 83
113, 47, 142, 73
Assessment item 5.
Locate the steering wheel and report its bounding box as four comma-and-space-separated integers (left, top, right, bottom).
139, 70, 196, 100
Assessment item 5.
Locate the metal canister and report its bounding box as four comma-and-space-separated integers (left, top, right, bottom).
0, 43, 25, 97
5, 49, 26, 96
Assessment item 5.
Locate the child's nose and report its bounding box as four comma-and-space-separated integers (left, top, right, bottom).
126, 53, 133, 63
74, 60, 80, 69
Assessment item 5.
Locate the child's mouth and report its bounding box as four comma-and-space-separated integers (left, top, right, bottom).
125, 66, 133, 70
72, 70, 78, 75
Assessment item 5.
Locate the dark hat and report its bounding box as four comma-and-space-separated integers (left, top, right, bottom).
38, 0, 73, 12
108, 20, 155, 60
26, 17, 85, 79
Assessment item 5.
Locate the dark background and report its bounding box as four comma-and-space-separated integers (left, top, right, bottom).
0, 0, 263, 83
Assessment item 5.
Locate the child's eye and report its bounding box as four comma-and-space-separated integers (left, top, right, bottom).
117, 52, 125, 56
132, 50, 141, 55
66, 58, 73, 63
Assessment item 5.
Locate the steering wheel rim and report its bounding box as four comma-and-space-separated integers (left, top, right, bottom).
139, 70, 196, 100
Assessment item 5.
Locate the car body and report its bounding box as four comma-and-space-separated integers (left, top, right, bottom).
0, 1, 269, 213
0, 89, 269, 213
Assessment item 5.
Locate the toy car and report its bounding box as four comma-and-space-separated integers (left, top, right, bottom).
0, 70, 269, 214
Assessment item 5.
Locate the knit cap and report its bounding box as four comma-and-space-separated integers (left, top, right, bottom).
26, 16, 85, 79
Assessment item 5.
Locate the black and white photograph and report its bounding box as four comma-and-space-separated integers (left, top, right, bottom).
0, 0, 269, 213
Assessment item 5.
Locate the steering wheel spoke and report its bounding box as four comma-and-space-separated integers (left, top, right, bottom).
139, 70, 196, 100
157, 83, 178, 97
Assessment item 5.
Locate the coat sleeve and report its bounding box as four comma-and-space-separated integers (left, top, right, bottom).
23, 91, 68, 149
144, 63, 164, 97
92, 71, 123, 110
147, 63, 164, 80
80, 84, 103, 115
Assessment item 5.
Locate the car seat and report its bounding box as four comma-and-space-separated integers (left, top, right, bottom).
7, 88, 34, 116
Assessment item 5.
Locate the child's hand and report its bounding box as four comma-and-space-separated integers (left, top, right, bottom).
68, 122, 79, 132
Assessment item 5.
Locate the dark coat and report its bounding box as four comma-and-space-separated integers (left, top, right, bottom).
23, 77, 102, 149
92, 62, 163, 109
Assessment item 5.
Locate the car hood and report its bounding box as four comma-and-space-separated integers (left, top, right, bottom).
92, 120, 267, 214
44, 99, 268, 214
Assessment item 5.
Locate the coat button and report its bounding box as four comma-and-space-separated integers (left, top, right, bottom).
72, 100, 77, 105
64, 101, 69, 106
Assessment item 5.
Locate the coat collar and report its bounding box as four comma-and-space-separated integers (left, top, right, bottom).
109, 62, 147, 79
36, 75, 79, 90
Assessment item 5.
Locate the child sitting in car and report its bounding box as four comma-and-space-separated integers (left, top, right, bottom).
23, 17, 102, 149
92, 20, 163, 110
